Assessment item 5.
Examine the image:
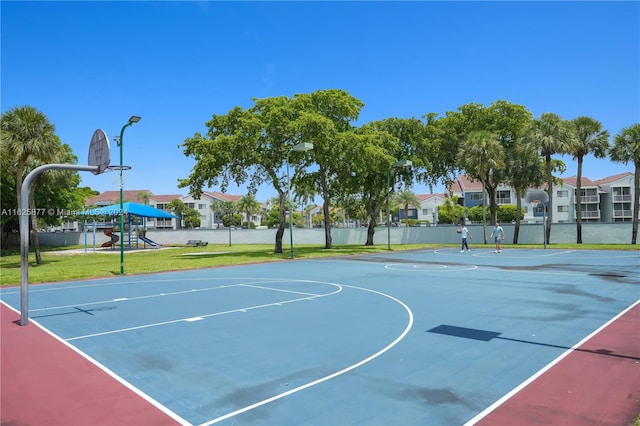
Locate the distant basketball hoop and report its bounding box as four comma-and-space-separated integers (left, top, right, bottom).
105, 165, 132, 189
525, 189, 549, 207
88, 129, 111, 175
525, 189, 549, 249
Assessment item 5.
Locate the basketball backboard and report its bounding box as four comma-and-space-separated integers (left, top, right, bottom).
88, 129, 111, 175
525, 189, 549, 206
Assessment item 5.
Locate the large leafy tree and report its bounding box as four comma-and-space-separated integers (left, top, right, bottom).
610, 123, 640, 244
488, 101, 534, 243
343, 123, 412, 245
435, 101, 531, 232
506, 140, 545, 243
524, 113, 577, 244
570, 116, 610, 243
350, 118, 423, 244
292, 89, 364, 249
458, 130, 505, 243
180, 96, 299, 253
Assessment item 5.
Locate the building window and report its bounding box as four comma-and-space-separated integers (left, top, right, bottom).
557, 190, 568, 198
557, 205, 568, 213
497, 190, 510, 204
613, 186, 632, 202
470, 193, 483, 201
198, 203, 206, 210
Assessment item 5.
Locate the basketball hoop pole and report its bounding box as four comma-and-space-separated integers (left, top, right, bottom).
20, 164, 99, 326
116, 116, 141, 275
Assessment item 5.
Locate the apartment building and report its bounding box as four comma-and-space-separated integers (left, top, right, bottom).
447, 173, 636, 224
595, 172, 635, 222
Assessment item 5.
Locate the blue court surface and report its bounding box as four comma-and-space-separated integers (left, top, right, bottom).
1, 248, 638, 425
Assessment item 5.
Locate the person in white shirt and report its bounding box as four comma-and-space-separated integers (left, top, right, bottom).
489, 221, 505, 253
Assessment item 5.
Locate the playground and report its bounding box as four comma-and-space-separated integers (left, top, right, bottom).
78, 202, 177, 251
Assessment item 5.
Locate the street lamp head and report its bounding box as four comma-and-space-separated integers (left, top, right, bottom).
128, 116, 142, 124
394, 160, 412, 168
291, 142, 313, 152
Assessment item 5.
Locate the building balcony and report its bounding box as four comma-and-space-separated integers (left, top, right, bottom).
575, 195, 599, 203
613, 209, 633, 218
613, 195, 632, 202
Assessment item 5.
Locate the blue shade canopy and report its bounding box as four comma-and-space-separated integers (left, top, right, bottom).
78, 202, 178, 219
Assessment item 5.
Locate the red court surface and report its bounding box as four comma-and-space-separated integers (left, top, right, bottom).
476, 302, 640, 426
2, 302, 638, 425
0, 304, 181, 426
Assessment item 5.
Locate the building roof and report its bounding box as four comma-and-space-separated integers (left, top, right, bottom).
447, 175, 483, 193
86, 190, 152, 205
203, 191, 242, 202
562, 176, 598, 187
417, 193, 447, 202
593, 171, 634, 185
151, 194, 183, 203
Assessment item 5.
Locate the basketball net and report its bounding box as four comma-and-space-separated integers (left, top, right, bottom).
530, 200, 540, 208
105, 165, 132, 189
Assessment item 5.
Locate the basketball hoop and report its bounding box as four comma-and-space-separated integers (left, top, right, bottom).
88, 129, 111, 175
105, 165, 132, 189
529, 199, 540, 209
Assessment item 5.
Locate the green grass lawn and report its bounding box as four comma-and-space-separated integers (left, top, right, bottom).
0, 242, 636, 287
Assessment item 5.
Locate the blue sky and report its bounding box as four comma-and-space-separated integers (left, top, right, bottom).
2, 1, 639, 203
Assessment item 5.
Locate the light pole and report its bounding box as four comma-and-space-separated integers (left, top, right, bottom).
387, 160, 412, 250
287, 142, 313, 259
116, 115, 141, 275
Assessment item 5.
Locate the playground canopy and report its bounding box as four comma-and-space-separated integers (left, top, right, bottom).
78, 202, 178, 219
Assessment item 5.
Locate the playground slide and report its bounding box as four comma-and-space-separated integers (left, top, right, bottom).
101, 228, 119, 248
139, 235, 161, 248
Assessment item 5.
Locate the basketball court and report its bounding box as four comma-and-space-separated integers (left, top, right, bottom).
2, 248, 638, 425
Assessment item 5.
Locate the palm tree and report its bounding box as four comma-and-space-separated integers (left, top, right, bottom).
236, 193, 261, 228
394, 189, 420, 226
505, 140, 545, 243
1, 106, 58, 264
570, 116, 610, 244
524, 113, 577, 244
210, 199, 227, 229
1, 107, 58, 208
610, 123, 640, 244
137, 191, 152, 205
458, 130, 505, 243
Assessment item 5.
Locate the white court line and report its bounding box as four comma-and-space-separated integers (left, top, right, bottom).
66, 281, 343, 341
198, 283, 414, 426
30, 279, 321, 312
240, 283, 319, 297
463, 299, 640, 426
0, 301, 190, 426
385, 264, 479, 272
433, 249, 576, 258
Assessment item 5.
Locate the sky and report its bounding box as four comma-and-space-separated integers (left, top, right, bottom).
2, 1, 639, 203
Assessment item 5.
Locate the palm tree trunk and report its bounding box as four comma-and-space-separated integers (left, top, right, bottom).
632, 165, 639, 244
576, 157, 583, 244
320, 169, 332, 249
545, 155, 554, 244
513, 188, 522, 244
481, 175, 487, 244
28, 187, 42, 265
